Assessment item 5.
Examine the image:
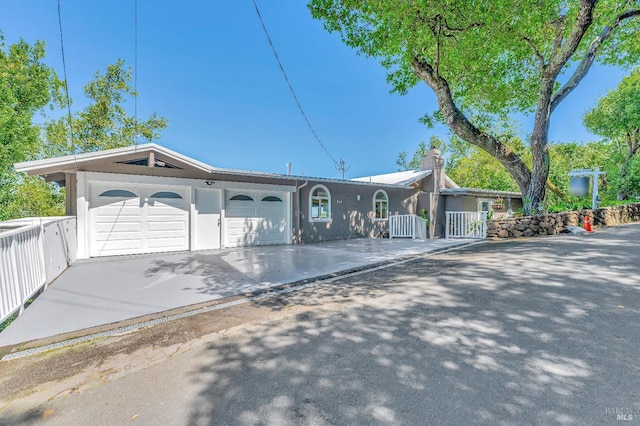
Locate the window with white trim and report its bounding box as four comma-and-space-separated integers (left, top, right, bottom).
373, 190, 389, 220
310, 185, 331, 221
478, 199, 491, 213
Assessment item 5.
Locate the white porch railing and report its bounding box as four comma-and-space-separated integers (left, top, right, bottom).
389, 214, 428, 239
0, 224, 46, 323
445, 211, 488, 239
0, 217, 76, 324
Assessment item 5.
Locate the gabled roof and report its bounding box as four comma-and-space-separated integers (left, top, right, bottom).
352, 169, 460, 188
14, 143, 214, 174
13, 143, 419, 190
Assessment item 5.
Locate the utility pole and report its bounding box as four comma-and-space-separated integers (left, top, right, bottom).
335, 159, 350, 180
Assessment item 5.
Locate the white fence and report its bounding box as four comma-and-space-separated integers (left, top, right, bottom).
389, 214, 428, 239
0, 217, 76, 324
445, 211, 488, 239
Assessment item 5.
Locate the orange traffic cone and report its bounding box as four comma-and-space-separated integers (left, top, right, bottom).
584, 215, 593, 233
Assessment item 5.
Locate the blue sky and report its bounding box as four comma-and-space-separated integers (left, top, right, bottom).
0, 1, 628, 179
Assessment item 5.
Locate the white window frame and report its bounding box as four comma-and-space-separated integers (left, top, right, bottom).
373, 189, 389, 221
309, 184, 331, 222
477, 198, 492, 213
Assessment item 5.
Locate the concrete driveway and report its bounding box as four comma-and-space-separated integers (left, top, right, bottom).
2, 224, 639, 425
0, 238, 468, 347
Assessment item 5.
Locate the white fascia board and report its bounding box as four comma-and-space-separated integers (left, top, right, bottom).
14, 143, 214, 174
151, 144, 214, 172
14, 144, 155, 172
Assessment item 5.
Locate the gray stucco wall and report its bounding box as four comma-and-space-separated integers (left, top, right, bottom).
444, 196, 461, 212
294, 181, 418, 243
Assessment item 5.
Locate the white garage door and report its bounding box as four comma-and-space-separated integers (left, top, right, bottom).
224, 191, 287, 247
89, 184, 189, 257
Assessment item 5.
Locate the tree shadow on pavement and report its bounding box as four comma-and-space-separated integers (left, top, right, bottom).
186, 231, 640, 425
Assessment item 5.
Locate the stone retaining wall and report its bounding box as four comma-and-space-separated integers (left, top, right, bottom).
487, 202, 640, 238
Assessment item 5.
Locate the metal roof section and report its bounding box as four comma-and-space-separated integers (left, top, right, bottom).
352, 169, 460, 189
440, 188, 522, 198
351, 169, 432, 186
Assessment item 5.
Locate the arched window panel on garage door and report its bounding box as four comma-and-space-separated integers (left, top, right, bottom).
99, 189, 137, 198
229, 194, 254, 201
147, 190, 187, 209
262, 195, 283, 202
150, 191, 183, 199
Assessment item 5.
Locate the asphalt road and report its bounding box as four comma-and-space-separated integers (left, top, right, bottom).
1, 224, 639, 425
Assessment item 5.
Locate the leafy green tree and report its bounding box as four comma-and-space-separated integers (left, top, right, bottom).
309, 1, 640, 213
43, 59, 168, 157
0, 36, 63, 220
584, 67, 640, 199
1, 176, 66, 220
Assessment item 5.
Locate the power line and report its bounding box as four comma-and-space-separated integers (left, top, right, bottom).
56, 0, 78, 171
251, 0, 347, 172
134, 0, 138, 146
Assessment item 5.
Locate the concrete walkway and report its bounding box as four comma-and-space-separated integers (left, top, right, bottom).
0, 238, 470, 347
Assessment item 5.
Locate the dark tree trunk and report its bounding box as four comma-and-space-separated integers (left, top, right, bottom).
412, 58, 532, 195
527, 77, 554, 213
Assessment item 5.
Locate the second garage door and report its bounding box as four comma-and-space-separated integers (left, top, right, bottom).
89, 184, 189, 257
224, 190, 288, 247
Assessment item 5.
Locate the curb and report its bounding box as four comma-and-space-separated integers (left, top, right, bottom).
1, 239, 483, 361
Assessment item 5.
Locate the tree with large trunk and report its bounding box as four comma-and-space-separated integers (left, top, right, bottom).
584, 66, 640, 200
309, 0, 640, 213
